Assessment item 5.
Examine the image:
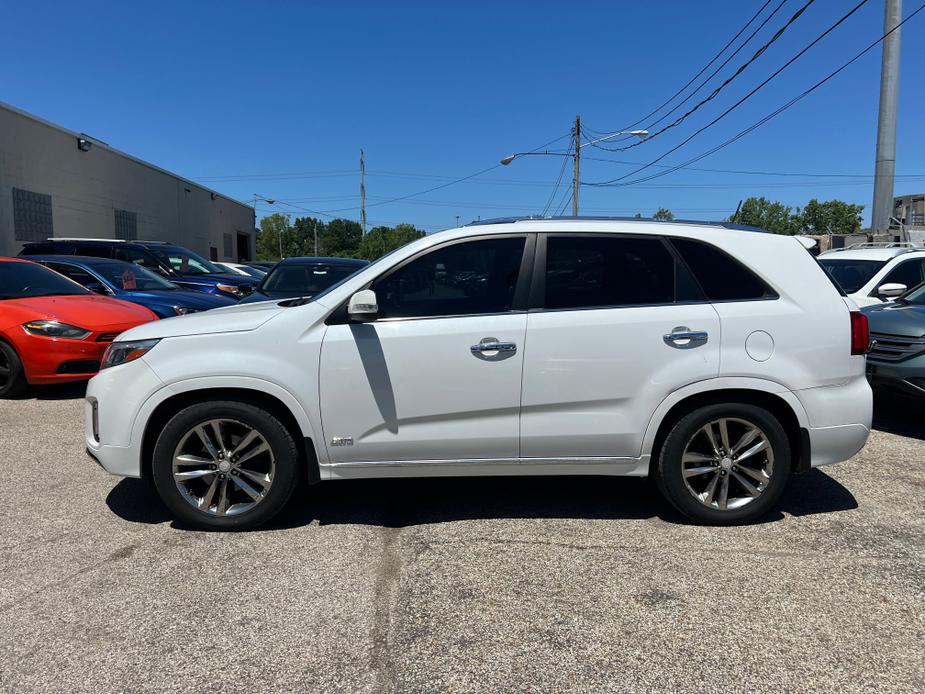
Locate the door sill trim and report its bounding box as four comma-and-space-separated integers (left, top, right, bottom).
320, 456, 649, 480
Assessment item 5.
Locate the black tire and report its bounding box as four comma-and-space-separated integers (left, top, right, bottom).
152, 400, 300, 530
0, 341, 27, 399
654, 403, 790, 525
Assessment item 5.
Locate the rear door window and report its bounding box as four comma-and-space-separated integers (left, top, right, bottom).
542, 235, 701, 310
73, 244, 113, 259
115, 247, 166, 272
670, 237, 776, 301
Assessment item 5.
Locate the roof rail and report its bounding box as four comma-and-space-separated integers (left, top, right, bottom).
47, 237, 128, 242
464, 215, 769, 233
45, 238, 170, 244
828, 241, 924, 252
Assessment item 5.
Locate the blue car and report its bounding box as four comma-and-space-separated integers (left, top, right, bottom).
28, 255, 235, 318
19, 239, 255, 300
239, 256, 369, 304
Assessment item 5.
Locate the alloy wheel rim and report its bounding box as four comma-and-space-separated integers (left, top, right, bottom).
172, 418, 275, 517
680, 417, 774, 511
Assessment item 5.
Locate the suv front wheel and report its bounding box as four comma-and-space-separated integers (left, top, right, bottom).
655, 403, 791, 525
152, 400, 300, 530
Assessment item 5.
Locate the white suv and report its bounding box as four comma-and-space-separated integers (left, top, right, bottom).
85, 218, 873, 529
817, 244, 925, 307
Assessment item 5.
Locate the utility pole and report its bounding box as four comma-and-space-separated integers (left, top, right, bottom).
871, 0, 902, 236
360, 149, 367, 233
455, 215, 460, 228
572, 115, 581, 217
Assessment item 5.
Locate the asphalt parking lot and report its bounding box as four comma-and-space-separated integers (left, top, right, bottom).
0, 387, 922, 693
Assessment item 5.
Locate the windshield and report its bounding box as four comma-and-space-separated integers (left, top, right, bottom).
238, 265, 266, 279
92, 261, 177, 291
0, 262, 89, 299
148, 245, 224, 275
817, 258, 887, 294
898, 282, 925, 305
261, 263, 363, 295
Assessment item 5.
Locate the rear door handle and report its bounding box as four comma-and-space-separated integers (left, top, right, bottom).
471, 337, 517, 353
663, 326, 709, 349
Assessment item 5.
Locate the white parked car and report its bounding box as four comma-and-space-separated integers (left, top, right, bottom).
214, 261, 267, 280
817, 244, 925, 308
85, 218, 872, 529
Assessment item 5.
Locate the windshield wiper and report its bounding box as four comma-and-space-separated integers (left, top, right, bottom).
278, 295, 314, 307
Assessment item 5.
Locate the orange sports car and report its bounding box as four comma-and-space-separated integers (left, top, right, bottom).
0, 257, 157, 397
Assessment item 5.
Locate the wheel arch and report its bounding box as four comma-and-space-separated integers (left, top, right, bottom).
139, 386, 321, 483
642, 380, 810, 474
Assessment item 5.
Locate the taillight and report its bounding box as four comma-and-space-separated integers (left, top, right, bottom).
850, 311, 869, 355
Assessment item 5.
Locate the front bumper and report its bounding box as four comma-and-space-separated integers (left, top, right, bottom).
85, 358, 164, 478
866, 356, 925, 399
20, 335, 109, 384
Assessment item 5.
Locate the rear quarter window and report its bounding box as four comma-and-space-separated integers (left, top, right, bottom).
669, 237, 776, 302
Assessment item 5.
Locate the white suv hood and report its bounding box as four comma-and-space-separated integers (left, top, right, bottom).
116, 300, 286, 341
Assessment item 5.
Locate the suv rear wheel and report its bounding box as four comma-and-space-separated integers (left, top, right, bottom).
654, 403, 790, 524
152, 400, 300, 530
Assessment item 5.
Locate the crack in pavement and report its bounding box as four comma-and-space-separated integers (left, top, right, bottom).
369, 526, 402, 694
0, 543, 139, 615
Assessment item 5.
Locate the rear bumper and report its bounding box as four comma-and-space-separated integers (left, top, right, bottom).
795, 376, 872, 467
807, 423, 870, 467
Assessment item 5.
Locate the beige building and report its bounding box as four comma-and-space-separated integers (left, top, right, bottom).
893, 193, 925, 231
0, 101, 254, 261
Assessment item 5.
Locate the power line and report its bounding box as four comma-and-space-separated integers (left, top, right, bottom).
586, 0, 873, 185
585, 0, 792, 149
592, 0, 777, 137
585, 2, 925, 189
541, 140, 573, 216
593, 0, 839, 155
316, 133, 571, 214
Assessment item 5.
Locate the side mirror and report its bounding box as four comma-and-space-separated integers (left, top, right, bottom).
85, 282, 110, 295
348, 289, 379, 321
877, 282, 907, 299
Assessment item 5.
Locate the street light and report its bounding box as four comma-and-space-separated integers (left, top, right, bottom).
500, 127, 648, 216
500, 129, 648, 166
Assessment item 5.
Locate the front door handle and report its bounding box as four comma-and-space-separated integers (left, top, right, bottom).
663, 326, 709, 349
471, 337, 517, 353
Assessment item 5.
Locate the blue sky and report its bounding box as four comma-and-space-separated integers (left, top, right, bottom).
3, 0, 923, 230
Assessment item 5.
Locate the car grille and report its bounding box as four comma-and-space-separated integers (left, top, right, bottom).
57, 360, 101, 374
96, 332, 120, 342
868, 332, 925, 362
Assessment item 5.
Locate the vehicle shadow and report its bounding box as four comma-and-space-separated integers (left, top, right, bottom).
15, 382, 87, 401
106, 467, 857, 531
872, 394, 925, 442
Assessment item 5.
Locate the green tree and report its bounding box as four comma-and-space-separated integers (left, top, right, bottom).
797, 199, 864, 235
733, 197, 799, 235
255, 213, 292, 260
357, 223, 426, 260
652, 207, 674, 221
292, 216, 326, 256
319, 219, 363, 257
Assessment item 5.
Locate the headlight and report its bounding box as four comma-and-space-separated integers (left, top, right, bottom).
172, 306, 201, 316
23, 320, 91, 340
215, 283, 243, 297
101, 339, 161, 370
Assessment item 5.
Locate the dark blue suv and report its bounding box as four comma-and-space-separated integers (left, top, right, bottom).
19, 239, 254, 300
26, 255, 235, 318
